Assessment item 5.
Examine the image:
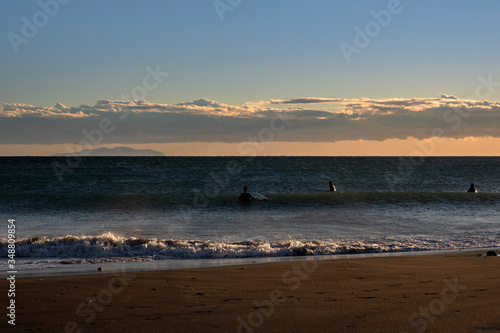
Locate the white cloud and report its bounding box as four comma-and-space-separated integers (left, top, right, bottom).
1, 96, 500, 144
176, 98, 225, 108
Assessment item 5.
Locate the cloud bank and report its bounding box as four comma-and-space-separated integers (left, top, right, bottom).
1, 96, 500, 145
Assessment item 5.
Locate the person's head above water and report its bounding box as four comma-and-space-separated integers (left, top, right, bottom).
243, 186, 248, 193
467, 183, 477, 193
329, 180, 336, 191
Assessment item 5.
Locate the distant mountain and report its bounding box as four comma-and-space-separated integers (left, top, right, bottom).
53, 146, 165, 156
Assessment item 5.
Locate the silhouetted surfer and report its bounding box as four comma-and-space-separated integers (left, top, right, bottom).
329, 181, 336, 192
467, 183, 477, 193
239, 186, 256, 203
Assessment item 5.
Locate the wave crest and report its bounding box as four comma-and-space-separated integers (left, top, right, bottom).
1, 232, 499, 262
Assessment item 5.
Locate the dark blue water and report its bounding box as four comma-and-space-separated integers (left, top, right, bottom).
1, 157, 499, 270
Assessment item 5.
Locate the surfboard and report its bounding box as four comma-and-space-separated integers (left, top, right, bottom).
251, 192, 268, 201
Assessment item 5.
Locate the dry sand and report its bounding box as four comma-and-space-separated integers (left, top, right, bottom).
1, 252, 499, 333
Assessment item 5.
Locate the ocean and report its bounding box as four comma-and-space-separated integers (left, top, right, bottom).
1, 156, 499, 276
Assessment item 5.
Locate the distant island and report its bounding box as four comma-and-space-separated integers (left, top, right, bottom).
53, 146, 165, 157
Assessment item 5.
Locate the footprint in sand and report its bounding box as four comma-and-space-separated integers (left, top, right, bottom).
324, 297, 339, 302
221, 298, 243, 302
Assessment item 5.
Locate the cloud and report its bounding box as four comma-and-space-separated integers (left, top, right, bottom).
176, 98, 225, 108
270, 97, 345, 104
1, 96, 500, 145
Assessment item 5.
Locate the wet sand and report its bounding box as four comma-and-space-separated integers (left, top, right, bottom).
1, 252, 499, 332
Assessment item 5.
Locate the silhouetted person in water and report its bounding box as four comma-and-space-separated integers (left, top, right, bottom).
239, 186, 256, 203
329, 181, 336, 192
467, 183, 477, 193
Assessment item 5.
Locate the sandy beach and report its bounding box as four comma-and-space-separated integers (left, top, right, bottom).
1, 252, 499, 333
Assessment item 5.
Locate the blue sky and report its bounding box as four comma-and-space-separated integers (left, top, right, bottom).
1, 0, 500, 155
2, 0, 500, 106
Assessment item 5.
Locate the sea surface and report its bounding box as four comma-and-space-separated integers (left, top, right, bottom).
1, 156, 499, 276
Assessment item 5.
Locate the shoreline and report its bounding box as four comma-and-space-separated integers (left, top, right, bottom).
9, 246, 499, 278
2, 251, 499, 332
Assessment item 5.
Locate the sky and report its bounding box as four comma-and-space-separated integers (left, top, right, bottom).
1, 0, 500, 156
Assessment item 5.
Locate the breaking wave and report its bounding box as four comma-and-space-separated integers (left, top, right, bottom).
1, 232, 499, 263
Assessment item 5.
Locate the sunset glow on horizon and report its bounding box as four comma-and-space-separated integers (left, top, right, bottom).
1, 137, 499, 157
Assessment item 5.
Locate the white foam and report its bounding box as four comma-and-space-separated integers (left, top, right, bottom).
1, 232, 499, 266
